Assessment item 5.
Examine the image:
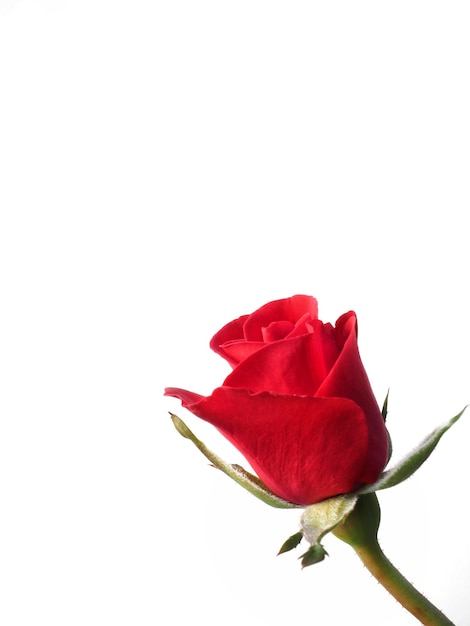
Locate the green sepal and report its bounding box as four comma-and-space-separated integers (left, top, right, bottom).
333, 492, 381, 548
382, 390, 393, 462
294, 494, 359, 568
301, 494, 358, 545
359, 406, 467, 494
300, 543, 328, 568
277, 531, 303, 555
169, 413, 300, 509
381, 390, 390, 421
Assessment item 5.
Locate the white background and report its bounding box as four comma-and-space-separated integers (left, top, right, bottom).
1, 2, 469, 624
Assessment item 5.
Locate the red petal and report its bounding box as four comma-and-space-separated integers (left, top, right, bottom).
223, 328, 339, 396
243, 295, 318, 341
164, 387, 204, 405
210, 315, 249, 364
317, 312, 389, 481
170, 386, 370, 505
261, 320, 295, 342
215, 340, 265, 366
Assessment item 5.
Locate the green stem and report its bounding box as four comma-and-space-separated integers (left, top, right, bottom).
333, 494, 455, 626
352, 534, 454, 625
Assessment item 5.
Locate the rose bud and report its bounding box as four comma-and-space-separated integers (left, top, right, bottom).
165, 295, 389, 506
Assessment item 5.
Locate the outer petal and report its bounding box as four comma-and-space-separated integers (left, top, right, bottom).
317, 311, 389, 482
164, 387, 204, 405
165, 386, 370, 506
223, 326, 339, 396
210, 315, 249, 366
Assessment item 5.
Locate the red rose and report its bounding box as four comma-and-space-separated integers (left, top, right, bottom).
165, 295, 389, 506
